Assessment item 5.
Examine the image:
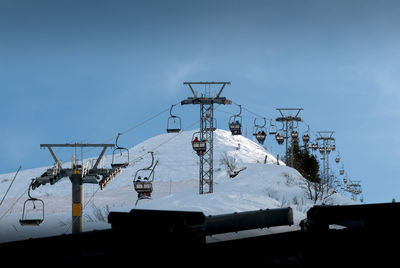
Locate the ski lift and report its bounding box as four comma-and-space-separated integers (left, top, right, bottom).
302, 125, 310, 144
335, 152, 341, 163
229, 104, 242, 135
302, 134, 310, 143
253, 118, 267, 144
340, 166, 345, 176
275, 133, 284, 145
111, 133, 130, 169
20, 179, 44, 226
311, 143, 318, 151
330, 144, 336, 151
166, 104, 182, 133
133, 152, 158, 205
268, 119, 277, 135
343, 178, 348, 184
204, 118, 217, 132
291, 131, 299, 139
191, 132, 206, 156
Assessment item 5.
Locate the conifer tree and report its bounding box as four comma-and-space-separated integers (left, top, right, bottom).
287, 138, 320, 183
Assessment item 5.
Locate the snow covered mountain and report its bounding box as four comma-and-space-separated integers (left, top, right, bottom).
0, 129, 354, 243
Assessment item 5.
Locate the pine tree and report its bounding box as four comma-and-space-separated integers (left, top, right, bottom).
287, 138, 320, 183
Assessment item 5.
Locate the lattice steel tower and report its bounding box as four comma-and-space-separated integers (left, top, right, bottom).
316, 131, 336, 185
275, 108, 303, 167
181, 82, 232, 194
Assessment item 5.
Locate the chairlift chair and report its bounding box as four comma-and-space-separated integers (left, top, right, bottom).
255, 132, 267, 144
166, 104, 182, 133
111, 133, 130, 169
268, 119, 277, 135
204, 118, 217, 132
275, 133, 284, 145
302, 134, 310, 143
340, 169, 345, 175
253, 118, 267, 144
229, 104, 242, 135
302, 125, 310, 144
191, 132, 206, 156
311, 143, 318, 151
291, 131, 299, 139
133, 152, 158, 204
335, 152, 341, 163
20, 180, 44, 226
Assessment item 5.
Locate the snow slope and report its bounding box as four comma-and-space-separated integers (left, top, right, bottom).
0, 129, 354, 243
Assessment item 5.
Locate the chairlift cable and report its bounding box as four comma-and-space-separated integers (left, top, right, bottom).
128, 118, 200, 166
120, 102, 180, 136
128, 102, 223, 168
81, 102, 180, 156
0, 183, 30, 223
232, 101, 273, 121
61, 116, 201, 215
0, 166, 21, 208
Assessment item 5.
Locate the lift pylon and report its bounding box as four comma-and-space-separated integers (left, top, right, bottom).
30, 143, 120, 233
275, 108, 303, 167
316, 131, 336, 187
181, 82, 232, 194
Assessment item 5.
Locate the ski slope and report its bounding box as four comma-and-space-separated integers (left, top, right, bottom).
0, 129, 354, 243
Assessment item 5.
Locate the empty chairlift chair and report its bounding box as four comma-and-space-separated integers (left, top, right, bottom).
111, 133, 130, 169
20, 180, 44, 226
268, 119, 277, 135
166, 104, 182, 133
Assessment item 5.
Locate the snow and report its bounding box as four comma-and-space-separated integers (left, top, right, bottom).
0, 129, 355, 243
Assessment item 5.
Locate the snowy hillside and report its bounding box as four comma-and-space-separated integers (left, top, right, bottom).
0, 129, 354, 243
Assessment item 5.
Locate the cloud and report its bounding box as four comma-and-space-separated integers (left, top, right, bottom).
164, 57, 205, 94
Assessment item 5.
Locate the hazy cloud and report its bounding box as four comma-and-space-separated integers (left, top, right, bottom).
164, 57, 206, 94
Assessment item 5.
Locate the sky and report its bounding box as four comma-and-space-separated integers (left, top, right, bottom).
1, 0, 400, 203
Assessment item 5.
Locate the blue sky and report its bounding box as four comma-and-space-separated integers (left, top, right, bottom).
1, 0, 400, 203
